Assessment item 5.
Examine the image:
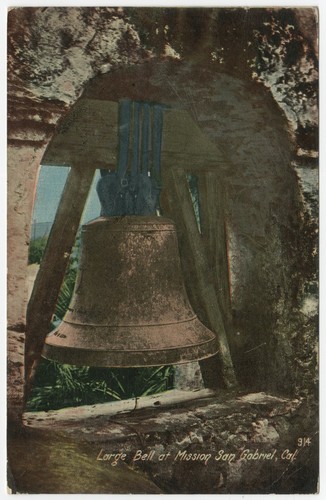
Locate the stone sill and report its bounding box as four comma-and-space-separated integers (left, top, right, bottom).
24, 389, 300, 440
10, 390, 318, 494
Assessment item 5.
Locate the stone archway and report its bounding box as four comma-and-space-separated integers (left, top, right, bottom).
9, 58, 304, 408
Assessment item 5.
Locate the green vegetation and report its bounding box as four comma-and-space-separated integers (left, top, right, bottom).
186, 173, 201, 232
26, 361, 174, 411
28, 237, 48, 264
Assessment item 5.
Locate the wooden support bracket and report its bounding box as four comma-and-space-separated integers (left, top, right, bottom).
197, 171, 232, 329
161, 168, 238, 389
25, 166, 95, 398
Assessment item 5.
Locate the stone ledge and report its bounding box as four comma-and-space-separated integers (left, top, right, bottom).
24, 390, 299, 439
10, 391, 319, 493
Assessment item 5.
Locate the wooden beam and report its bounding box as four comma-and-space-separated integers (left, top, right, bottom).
42, 99, 225, 172
161, 153, 224, 172
160, 168, 237, 389
24, 388, 217, 426
25, 166, 95, 398
41, 99, 119, 168
197, 171, 232, 328
162, 109, 223, 157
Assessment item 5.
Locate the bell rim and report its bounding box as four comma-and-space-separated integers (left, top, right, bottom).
45, 316, 217, 351
42, 338, 218, 367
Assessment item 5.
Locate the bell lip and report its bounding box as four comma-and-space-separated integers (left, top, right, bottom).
83, 215, 176, 232
42, 339, 219, 368
44, 316, 217, 352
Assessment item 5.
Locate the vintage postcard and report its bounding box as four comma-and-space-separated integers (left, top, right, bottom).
7, 5, 319, 494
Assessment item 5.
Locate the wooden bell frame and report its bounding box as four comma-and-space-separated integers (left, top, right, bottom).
25, 98, 238, 396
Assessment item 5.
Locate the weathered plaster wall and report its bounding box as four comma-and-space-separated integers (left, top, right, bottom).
7, 7, 318, 416
7, 145, 45, 326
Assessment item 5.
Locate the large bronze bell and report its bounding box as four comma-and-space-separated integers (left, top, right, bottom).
43, 216, 218, 367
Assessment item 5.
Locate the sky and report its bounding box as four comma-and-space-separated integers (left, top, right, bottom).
33, 166, 101, 225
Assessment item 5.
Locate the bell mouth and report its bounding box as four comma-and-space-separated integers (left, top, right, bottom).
43, 318, 218, 368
